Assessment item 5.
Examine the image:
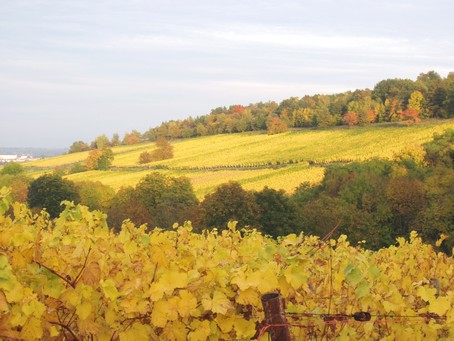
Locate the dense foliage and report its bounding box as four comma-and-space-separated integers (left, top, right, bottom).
0, 195, 452, 340
68, 71, 454, 149
107, 172, 198, 230
27, 174, 80, 218
6, 129, 452, 254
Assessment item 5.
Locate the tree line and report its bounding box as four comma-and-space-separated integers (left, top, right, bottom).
68, 70, 454, 152
2, 129, 453, 254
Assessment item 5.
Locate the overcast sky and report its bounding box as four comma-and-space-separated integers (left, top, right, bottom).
1, 0, 453, 148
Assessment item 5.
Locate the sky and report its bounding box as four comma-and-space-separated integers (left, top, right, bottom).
1, 0, 453, 149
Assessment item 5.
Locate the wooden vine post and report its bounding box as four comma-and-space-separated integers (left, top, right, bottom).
261, 292, 292, 341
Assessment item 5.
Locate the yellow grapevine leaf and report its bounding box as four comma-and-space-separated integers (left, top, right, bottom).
11, 248, 33, 269
234, 317, 256, 339
344, 263, 363, 286
21, 317, 43, 341
257, 267, 279, 293
355, 280, 371, 299
11, 230, 34, 247
382, 300, 399, 313
417, 286, 436, 302
0, 291, 8, 313
5, 283, 24, 303
211, 290, 233, 315
79, 261, 101, 285
429, 296, 451, 316
159, 270, 188, 295
60, 288, 81, 307
77, 318, 101, 336
188, 320, 211, 341
236, 287, 260, 306
231, 270, 249, 291
177, 290, 197, 318
284, 264, 307, 290
161, 320, 187, 341
100, 279, 120, 301
22, 299, 45, 319
148, 282, 165, 302
151, 300, 177, 328
76, 300, 92, 320
215, 314, 235, 334
119, 322, 152, 341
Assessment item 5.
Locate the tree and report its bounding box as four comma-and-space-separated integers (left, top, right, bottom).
27, 174, 79, 218
138, 151, 153, 164
400, 108, 421, 124
267, 117, 288, 135
407, 90, 424, 112
415, 167, 454, 254
68, 141, 89, 154
423, 129, 454, 168
75, 181, 115, 212
291, 108, 314, 127
93, 134, 110, 149
342, 112, 359, 126
86, 148, 114, 170
0, 174, 32, 203
107, 186, 152, 230
199, 181, 259, 229
313, 95, 336, 127
254, 187, 297, 238
111, 133, 121, 146
385, 177, 426, 236
122, 131, 141, 145
0, 162, 24, 175
151, 137, 174, 161
108, 173, 198, 230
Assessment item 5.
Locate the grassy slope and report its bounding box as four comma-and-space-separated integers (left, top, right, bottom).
24, 120, 454, 198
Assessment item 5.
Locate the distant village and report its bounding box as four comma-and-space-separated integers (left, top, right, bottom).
0, 154, 41, 165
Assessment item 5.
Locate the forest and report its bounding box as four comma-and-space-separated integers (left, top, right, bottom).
67, 70, 454, 151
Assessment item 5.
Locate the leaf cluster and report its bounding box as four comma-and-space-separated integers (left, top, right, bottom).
0, 197, 453, 340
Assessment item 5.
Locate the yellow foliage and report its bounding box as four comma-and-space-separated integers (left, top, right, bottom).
1, 201, 454, 340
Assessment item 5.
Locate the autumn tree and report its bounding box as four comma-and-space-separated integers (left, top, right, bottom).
108, 173, 198, 230
267, 117, 288, 135
68, 140, 89, 154
0, 162, 24, 175
199, 181, 259, 229
27, 174, 80, 218
111, 133, 121, 146
0, 174, 31, 203
151, 136, 174, 161
342, 112, 359, 126
107, 186, 152, 229
313, 95, 336, 127
75, 181, 115, 212
291, 108, 314, 127
254, 187, 297, 238
407, 90, 424, 112
122, 131, 141, 145
400, 108, 421, 124
423, 129, 454, 168
86, 148, 114, 170
138, 151, 153, 164
92, 134, 110, 149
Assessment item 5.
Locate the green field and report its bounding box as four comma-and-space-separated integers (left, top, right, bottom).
23, 120, 454, 198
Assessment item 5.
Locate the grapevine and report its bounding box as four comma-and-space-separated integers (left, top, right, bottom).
0, 189, 453, 340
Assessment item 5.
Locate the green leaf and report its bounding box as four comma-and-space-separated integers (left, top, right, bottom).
344, 263, 363, 286
355, 280, 371, 298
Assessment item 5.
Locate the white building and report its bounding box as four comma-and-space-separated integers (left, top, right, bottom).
0, 154, 38, 163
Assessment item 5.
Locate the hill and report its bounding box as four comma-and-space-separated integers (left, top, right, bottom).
23, 119, 454, 198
